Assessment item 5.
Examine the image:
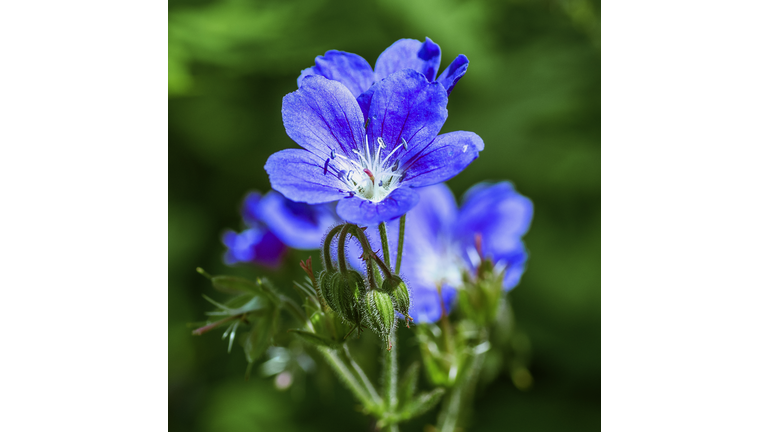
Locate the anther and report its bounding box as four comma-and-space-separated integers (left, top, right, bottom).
364, 117, 370, 130
392, 159, 400, 171
323, 158, 330, 175
378, 180, 383, 187
331, 149, 336, 159
377, 137, 385, 148
402, 138, 408, 150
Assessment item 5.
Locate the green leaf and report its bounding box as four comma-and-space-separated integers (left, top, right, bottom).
212, 276, 262, 295
398, 388, 445, 420
398, 362, 420, 408
288, 329, 340, 349
244, 309, 276, 364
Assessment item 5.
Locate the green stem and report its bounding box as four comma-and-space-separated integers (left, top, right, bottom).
337, 224, 353, 275
323, 224, 345, 271
396, 214, 406, 274
319, 347, 379, 414
344, 345, 383, 406
436, 330, 489, 432
383, 329, 398, 425
378, 222, 391, 269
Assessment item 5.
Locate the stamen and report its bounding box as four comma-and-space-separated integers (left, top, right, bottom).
331, 149, 336, 159
377, 137, 386, 148
323, 158, 330, 175
402, 137, 408, 150
392, 159, 400, 171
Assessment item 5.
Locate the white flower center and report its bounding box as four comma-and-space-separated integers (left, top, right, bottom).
325, 136, 407, 202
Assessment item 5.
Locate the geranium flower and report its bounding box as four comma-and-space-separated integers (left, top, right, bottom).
297, 37, 469, 99
265, 70, 483, 225
222, 192, 287, 267
222, 191, 341, 267
367, 182, 533, 323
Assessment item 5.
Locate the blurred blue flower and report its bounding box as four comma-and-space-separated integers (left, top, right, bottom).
256, 190, 340, 250
366, 182, 533, 323
297, 37, 469, 99
265, 70, 484, 225
222, 191, 341, 267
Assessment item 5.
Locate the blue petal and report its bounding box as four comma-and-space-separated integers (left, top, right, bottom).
401, 131, 484, 188
240, 191, 263, 227
221, 228, 286, 268
356, 85, 375, 120
257, 191, 340, 250
496, 245, 528, 291
455, 181, 533, 266
282, 75, 366, 159
408, 284, 457, 324
310, 50, 375, 98
436, 54, 469, 95
366, 69, 448, 168
265, 149, 349, 204
374, 38, 442, 82
297, 66, 319, 88
335, 187, 420, 225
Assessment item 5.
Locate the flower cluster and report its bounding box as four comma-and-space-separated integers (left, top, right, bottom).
228, 37, 532, 328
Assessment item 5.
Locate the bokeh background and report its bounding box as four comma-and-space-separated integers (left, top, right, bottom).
169, 0, 600, 430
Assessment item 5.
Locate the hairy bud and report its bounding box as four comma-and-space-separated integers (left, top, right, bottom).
318, 270, 338, 312
334, 271, 365, 326
364, 289, 396, 341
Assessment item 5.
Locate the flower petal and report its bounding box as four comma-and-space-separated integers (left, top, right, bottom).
496, 245, 528, 290
265, 149, 349, 204
297, 66, 319, 88
335, 188, 419, 225
400, 131, 484, 188
240, 191, 263, 227
436, 54, 469, 95
455, 181, 533, 262
304, 50, 375, 98
366, 69, 448, 167
282, 75, 366, 159
257, 191, 339, 250
408, 284, 457, 324
222, 228, 286, 268
374, 38, 442, 82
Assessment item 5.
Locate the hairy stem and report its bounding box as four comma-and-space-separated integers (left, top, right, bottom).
323, 224, 345, 271
383, 330, 399, 425
396, 214, 406, 274
378, 222, 391, 269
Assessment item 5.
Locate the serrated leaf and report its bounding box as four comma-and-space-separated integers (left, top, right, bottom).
398, 388, 445, 419
212, 276, 262, 295
289, 329, 340, 349
398, 362, 420, 408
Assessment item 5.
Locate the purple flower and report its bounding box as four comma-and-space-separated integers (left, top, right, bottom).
298, 37, 469, 99
265, 70, 484, 225
366, 182, 533, 323
222, 191, 341, 267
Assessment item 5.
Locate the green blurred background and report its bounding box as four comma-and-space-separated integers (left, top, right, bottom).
169, 0, 600, 430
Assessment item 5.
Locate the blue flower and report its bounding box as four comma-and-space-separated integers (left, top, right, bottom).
222, 191, 341, 267
256, 190, 341, 250
265, 70, 484, 225
298, 37, 469, 99
366, 182, 533, 323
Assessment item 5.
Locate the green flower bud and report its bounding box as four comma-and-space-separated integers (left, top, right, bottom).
392, 281, 412, 326
318, 270, 338, 312
364, 289, 396, 341
335, 271, 365, 326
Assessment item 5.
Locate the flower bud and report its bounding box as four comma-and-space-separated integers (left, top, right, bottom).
364, 289, 396, 341
391, 281, 412, 325
317, 270, 339, 312
335, 271, 365, 326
